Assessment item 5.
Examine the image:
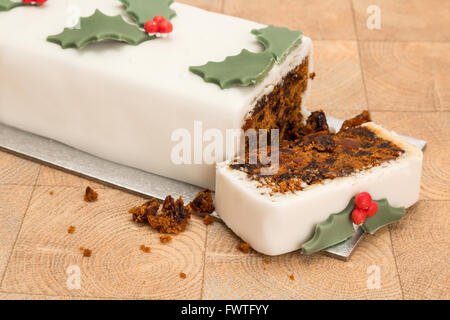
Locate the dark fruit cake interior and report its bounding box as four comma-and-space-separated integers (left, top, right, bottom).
234, 110, 405, 194
243, 59, 312, 141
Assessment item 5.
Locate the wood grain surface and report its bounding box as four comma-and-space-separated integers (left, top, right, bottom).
0, 0, 449, 300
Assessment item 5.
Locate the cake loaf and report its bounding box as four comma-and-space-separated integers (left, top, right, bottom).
215, 121, 423, 255
0, 0, 313, 189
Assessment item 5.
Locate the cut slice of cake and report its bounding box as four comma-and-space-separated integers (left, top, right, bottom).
215, 121, 423, 256
0, 0, 313, 189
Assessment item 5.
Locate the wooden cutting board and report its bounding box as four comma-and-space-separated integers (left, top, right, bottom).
0, 0, 449, 300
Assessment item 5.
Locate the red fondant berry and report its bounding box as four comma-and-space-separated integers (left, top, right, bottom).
158, 20, 173, 34
23, 0, 47, 4
355, 192, 372, 210
153, 15, 166, 24
144, 20, 159, 34
366, 201, 378, 218
351, 208, 367, 225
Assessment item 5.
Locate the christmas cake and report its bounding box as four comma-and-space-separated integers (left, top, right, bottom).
0, 0, 313, 189
0, 1, 424, 257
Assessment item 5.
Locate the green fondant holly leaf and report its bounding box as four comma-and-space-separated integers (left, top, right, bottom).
189, 49, 275, 89
302, 197, 407, 255
362, 199, 406, 234
302, 199, 356, 255
47, 10, 151, 50
119, 0, 176, 28
0, 0, 23, 11
251, 25, 302, 63
191, 24, 303, 88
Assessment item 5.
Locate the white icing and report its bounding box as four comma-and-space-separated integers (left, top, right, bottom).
0, 0, 313, 189
215, 123, 423, 255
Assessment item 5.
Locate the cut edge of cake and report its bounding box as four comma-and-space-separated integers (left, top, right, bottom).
215, 122, 423, 255
239, 36, 314, 139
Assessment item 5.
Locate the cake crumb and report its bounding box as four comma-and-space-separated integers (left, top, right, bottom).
129, 198, 160, 223
129, 195, 192, 235
140, 245, 151, 253
264, 259, 270, 264
67, 225, 75, 234
81, 248, 92, 257
149, 196, 192, 234
189, 189, 215, 215
49, 191, 54, 196
160, 234, 172, 244
289, 274, 295, 281
309, 72, 316, 80
237, 242, 251, 254
84, 186, 98, 202
340, 110, 371, 131
203, 214, 215, 226
179, 272, 187, 279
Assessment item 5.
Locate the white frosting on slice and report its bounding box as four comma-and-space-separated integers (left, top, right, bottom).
215, 123, 423, 255
0, 0, 313, 189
